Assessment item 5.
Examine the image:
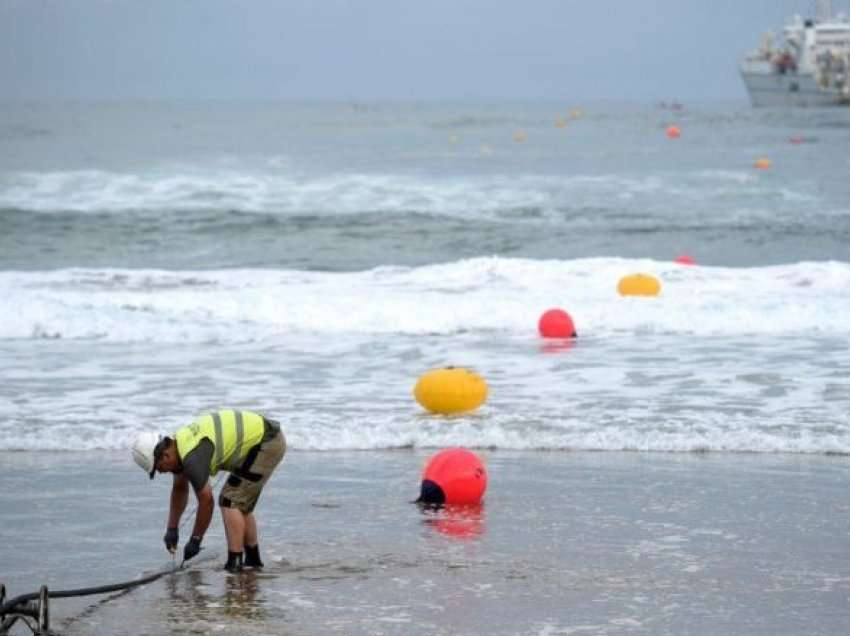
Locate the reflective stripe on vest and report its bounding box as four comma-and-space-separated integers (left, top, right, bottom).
175, 409, 265, 475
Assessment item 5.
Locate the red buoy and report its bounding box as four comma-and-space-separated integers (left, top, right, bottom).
666, 125, 681, 139
674, 254, 696, 265
538, 308, 576, 338
418, 448, 487, 505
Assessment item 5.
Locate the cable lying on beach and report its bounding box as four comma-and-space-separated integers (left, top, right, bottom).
0, 474, 221, 635
0, 556, 209, 636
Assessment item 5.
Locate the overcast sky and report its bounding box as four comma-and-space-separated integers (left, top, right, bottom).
0, 1, 843, 101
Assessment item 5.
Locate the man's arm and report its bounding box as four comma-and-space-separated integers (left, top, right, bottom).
181, 439, 214, 541
191, 483, 214, 540
167, 473, 190, 528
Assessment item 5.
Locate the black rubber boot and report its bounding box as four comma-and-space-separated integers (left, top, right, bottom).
225, 551, 243, 572
244, 544, 264, 568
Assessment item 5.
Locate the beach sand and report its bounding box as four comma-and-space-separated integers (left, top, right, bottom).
2, 450, 849, 635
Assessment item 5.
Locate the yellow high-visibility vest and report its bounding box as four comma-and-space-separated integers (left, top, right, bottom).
175, 409, 265, 475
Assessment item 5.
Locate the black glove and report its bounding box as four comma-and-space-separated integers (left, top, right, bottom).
163, 527, 179, 554
183, 535, 202, 562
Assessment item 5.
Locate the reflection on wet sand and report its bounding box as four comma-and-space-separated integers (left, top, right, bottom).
419, 503, 486, 539
223, 571, 264, 621
539, 339, 576, 355
158, 567, 285, 632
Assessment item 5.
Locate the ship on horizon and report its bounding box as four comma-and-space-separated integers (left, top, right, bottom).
739, 0, 850, 106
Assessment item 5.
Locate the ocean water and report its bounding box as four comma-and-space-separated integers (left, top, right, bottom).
2, 101, 850, 634
1, 101, 849, 454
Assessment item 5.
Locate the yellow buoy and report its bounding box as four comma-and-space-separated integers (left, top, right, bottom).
413, 367, 488, 415
617, 273, 661, 297
513, 130, 527, 143
554, 117, 568, 128
569, 107, 584, 119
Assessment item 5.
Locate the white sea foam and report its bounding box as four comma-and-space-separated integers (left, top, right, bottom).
2, 257, 848, 455
3, 402, 849, 454
1, 257, 849, 342
0, 168, 821, 218
2, 328, 848, 454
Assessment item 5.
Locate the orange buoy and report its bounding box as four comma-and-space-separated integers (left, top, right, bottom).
417, 448, 487, 505
617, 273, 661, 297
538, 308, 576, 338
674, 254, 696, 265
413, 367, 488, 415
754, 157, 772, 170
665, 125, 681, 139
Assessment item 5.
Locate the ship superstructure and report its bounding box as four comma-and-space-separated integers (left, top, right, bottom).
739, 0, 850, 106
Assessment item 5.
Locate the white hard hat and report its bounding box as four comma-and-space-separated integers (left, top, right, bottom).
132, 431, 162, 479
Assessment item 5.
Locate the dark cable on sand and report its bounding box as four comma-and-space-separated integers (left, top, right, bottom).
2, 532, 207, 614
1, 565, 172, 615
1, 474, 226, 633
0, 553, 214, 634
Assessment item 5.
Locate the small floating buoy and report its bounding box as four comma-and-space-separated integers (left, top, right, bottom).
538, 308, 577, 338
569, 107, 584, 119
754, 157, 772, 170
617, 273, 661, 297
665, 125, 681, 139
513, 130, 527, 143
418, 448, 487, 505
674, 254, 696, 265
413, 367, 488, 415
554, 117, 568, 128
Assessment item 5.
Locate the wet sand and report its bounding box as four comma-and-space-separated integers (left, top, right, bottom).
1, 450, 849, 635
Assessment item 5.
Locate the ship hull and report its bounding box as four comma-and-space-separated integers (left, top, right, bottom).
740, 70, 849, 107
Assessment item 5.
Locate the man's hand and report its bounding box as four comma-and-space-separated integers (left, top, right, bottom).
183, 535, 202, 562
163, 527, 179, 554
